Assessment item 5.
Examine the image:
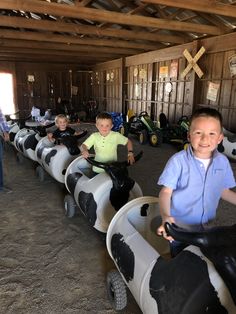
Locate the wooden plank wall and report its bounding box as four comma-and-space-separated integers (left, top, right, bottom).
125, 43, 194, 123
93, 33, 236, 131
92, 59, 122, 113
1, 32, 236, 130
14, 63, 92, 116
196, 33, 236, 132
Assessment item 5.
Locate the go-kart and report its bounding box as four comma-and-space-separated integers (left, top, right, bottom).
218, 127, 236, 161
63, 152, 143, 233
159, 113, 189, 148
14, 122, 55, 162
106, 196, 235, 313
35, 131, 87, 183
124, 111, 163, 147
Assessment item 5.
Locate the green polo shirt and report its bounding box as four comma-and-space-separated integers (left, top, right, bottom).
83, 131, 128, 173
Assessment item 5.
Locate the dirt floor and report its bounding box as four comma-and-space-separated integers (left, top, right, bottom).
1, 123, 236, 314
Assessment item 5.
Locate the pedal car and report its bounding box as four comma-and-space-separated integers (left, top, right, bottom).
159, 113, 189, 148
63, 152, 143, 233
35, 131, 87, 183
124, 111, 163, 147
106, 196, 236, 313
218, 127, 236, 161
14, 122, 55, 162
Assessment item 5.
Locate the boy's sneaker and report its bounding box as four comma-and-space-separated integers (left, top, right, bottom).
0, 186, 13, 194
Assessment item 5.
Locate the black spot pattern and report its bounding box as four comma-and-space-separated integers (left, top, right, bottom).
45, 150, 57, 165
149, 251, 227, 314
24, 135, 39, 150
78, 191, 97, 226
111, 233, 134, 282
37, 145, 44, 159
66, 173, 82, 195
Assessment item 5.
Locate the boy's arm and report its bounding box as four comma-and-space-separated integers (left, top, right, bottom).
127, 139, 135, 164
47, 132, 54, 141
157, 186, 175, 241
80, 143, 89, 158
221, 188, 236, 205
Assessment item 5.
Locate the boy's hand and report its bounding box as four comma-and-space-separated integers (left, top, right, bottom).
3, 132, 9, 142
127, 152, 135, 165
82, 150, 89, 158
47, 133, 54, 142
157, 216, 175, 241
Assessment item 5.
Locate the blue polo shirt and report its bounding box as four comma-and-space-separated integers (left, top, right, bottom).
158, 146, 236, 226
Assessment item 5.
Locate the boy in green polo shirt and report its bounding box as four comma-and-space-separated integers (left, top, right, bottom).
80, 112, 135, 174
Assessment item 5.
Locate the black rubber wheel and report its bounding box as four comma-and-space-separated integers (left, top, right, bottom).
36, 165, 45, 182
64, 194, 77, 218
119, 123, 129, 137
139, 129, 148, 145
149, 133, 158, 147
106, 270, 127, 311
150, 131, 163, 147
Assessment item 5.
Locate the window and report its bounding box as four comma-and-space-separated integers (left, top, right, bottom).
0, 73, 15, 115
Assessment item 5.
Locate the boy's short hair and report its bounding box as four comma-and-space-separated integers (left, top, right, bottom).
190, 107, 223, 129
55, 114, 68, 124
96, 112, 113, 122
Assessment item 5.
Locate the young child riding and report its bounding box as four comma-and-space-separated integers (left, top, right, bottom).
47, 114, 82, 142
157, 107, 236, 257
80, 112, 135, 174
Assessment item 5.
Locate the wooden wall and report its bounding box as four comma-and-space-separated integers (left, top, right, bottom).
0, 62, 92, 117
93, 33, 236, 131
1, 32, 236, 131
196, 33, 236, 132
92, 59, 123, 113
15, 63, 93, 116
124, 43, 195, 122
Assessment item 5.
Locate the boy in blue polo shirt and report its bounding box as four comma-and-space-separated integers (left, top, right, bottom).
157, 107, 236, 257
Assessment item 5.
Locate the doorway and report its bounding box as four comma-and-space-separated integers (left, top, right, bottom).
0, 73, 15, 115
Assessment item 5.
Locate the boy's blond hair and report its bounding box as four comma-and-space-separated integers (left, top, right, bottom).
55, 114, 68, 125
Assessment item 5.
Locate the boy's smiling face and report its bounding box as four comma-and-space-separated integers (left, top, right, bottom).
189, 116, 224, 159
96, 118, 113, 137
56, 117, 68, 131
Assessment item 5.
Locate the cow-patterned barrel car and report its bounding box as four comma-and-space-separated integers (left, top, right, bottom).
106, 196, 236, 314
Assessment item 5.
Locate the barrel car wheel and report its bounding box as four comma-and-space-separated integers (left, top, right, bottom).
106, 270, 127, 311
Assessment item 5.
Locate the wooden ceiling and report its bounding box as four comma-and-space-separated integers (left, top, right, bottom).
0, 0, 235, 67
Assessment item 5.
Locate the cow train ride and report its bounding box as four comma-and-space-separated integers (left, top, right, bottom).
35, 131, 87, 183
63, 152, 143, 233
14, 122, 55, 162
106, 196, 236, 314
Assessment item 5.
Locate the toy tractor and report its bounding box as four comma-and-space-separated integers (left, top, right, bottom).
124, 111, 163, 147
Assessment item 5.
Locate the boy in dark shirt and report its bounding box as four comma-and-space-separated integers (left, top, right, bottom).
47, 114, 81, 141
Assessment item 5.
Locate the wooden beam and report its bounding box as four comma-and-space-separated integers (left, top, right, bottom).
0, 0, 222, 35
0, 53, 98, 65
0, 16, 186, 44
0, 46, 112, 59
0, 29, 163, 51
0, 38, 137, 56
142, 0, 236, 18
0, 38, 142, 56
